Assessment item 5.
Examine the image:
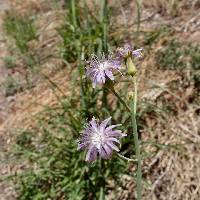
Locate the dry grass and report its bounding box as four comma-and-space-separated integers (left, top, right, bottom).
107, 51, 200, 199
0, 2, 66, 199
0, 0, 200, 200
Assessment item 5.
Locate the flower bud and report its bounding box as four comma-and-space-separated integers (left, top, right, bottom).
127, 91, 134, 100
127, 57, 137, 77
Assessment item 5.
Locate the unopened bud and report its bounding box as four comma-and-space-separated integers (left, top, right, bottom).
127, 57, 137, 77
127, 91, 134, 100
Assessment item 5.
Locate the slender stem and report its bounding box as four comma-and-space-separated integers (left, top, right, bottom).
117, 153, 136, 162
133, 76, 137, 114
78, 48, 87, 118
102, 86, 108, 111
99, 187, 105, 200
99, 159, 105, 200
100, 0, 106, 23
135, 0, 142, 32
71, 0, 77, 28
107, 86, 131, 112
131, 76, 142, 200
100, 0, 109, 113
105, 79, 142, 199
100, 0, 108, 52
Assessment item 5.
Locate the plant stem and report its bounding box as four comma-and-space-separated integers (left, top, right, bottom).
99, 187, 105, 200
107, 86, 131, 112
131, 76, 142, 200
99, 159, 105, 200
133, 76, 137, 114
135, 0, 142, 32
100, 0, 109, 113
100, 0, 106, 23
117, 153, 136, 162
71, 0, 77, 28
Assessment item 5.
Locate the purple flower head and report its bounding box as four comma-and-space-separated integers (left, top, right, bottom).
86, 54, 121, 88
77, 117, 126, 162
117, 44, 143, 59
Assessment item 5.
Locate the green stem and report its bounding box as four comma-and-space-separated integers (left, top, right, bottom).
100, 0, 108, 53
99, 187, 105, 200
107, 86, 131, 112
100, 0, 106, 23
102, 86, 108, 112
131, 76, 142, 200
78, 48, 88, 118
99, 159, 105, 200
71, 0, 77, 28
105, 78, 142, 199
117, 153, 136, 162
100, 0, 109, 111
133, 76, 137, 114
135, 0, 142, 32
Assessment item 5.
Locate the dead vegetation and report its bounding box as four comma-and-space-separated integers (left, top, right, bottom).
0, 0, 200, 199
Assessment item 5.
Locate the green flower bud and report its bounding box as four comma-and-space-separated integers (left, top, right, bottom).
127, 57, 137, 77
127, 91, 134, 100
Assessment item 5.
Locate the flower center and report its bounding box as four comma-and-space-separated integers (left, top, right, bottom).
91, 130, 105, 147
99, 61, 108, 71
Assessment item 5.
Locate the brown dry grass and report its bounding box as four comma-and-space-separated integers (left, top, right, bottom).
0, 0, 66, 134
108, 1, 200, 199
0, 0, 200, 200
104, 37, 200, 199
0, 1, 68, 199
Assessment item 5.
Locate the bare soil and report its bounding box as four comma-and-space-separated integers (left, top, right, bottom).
0, 0, 200, 200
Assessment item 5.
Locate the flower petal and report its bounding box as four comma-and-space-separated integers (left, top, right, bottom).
132, 48, 143, 57
107, 141, 120, 152
105, 124, 122, 132
90, 117, 98, 131
105, 70, 114, 80
77, 141, 89, 150
78, 117, 126, 162
86, 53, 122, 87
85, 146, 98, 162
99, 117, 111, 130
106, 130, 126, 137
107, 137, 120, 144
99, 145, 112, 159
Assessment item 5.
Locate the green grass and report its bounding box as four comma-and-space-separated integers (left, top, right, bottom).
156, 39, 200, 70
3, 55, 16, 69
143, 26, 172, 46
13, 110, 127, 200
156, 39, 200, 101
5, 1, 131, 200
10, 67, 131, 199
4, 11, 38, 72
4, 12, 36, 54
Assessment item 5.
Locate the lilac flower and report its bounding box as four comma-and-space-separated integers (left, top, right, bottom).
86, 54, 121, 88
77, 117, 126, 162
117, 44, 143, 59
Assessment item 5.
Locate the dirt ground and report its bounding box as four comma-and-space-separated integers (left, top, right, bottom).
0, 0, 10, 130
0, 0, 200, 199
0, 1, 66, 199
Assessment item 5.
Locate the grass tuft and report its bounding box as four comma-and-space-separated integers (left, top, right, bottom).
4, 12, 36, 54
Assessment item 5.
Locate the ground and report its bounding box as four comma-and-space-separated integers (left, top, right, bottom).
0, 0, 200, 199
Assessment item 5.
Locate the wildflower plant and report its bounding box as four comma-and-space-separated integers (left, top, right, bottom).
78, 117, 126, 162
77, 43, 143, 200
86, 54, 121, 88
8, 1, 144, 200
117, 44, 143, 59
